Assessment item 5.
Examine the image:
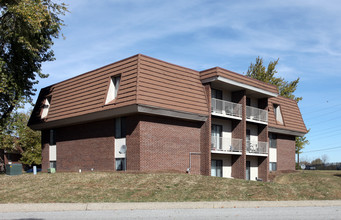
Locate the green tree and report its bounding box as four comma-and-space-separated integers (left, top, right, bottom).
0, 110, 41, 166
311, 158, 322, 165
246, 57, 309, 162
295, 129, 310, 166
0, 0, 67, 130
246, 57, 302, 102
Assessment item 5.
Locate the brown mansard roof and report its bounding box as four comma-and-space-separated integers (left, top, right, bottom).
28, 54, 209, 127
29, 54, 306, 135
200, 67, 278, 94
268, 96, 307, 134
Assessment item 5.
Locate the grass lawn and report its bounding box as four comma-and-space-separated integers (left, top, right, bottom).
0, 170, 340, 203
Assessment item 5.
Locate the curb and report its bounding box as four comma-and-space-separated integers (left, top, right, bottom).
0, 200, 341, 213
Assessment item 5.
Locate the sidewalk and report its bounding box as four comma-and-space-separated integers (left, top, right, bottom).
0, 200, 341, 213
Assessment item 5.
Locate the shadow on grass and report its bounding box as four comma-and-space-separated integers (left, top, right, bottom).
333, 174, 341, 178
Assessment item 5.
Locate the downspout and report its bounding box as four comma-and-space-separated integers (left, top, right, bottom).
187, 152, 202, 174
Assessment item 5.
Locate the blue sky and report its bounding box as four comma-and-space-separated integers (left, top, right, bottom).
36, 0, 341, 163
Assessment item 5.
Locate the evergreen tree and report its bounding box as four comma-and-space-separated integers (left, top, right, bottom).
246, 57, 302, 102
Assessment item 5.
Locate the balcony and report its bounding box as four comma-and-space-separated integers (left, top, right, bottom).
211, 137, 242, 154
246, 141, 268, 155
211, 98, 242, 119
246, 106, 268, 124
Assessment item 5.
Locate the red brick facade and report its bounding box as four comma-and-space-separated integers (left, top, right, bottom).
33, 55, 306, 181
41, 115, 209, 175
277, 134, 296, 171
42, 119, 116, 172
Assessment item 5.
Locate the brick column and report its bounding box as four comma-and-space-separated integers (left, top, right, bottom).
41, 129, 50, 172
126, 115, 141, 171
201, 83, 211, 176
231, 90, 246, 179
258, 98, 269, 181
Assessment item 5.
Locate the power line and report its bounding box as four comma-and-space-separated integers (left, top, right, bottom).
302, 146, 341, 153
304, 107, 341, 120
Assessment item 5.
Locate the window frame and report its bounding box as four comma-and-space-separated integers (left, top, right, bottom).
104, 75, 121, 104
269, 162, 277, 171
269, 133, 277, 148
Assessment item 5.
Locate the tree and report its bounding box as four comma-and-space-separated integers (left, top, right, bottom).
246, 57, 309, 162
311, 158, 322, 165
0, 0, 67, 130
0, 110, 41, 166
246, 57, 302, 102
295, 130, 309, 165
321, 154, 328, 165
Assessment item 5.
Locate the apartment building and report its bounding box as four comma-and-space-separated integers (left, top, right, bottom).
28, 54, 307, 181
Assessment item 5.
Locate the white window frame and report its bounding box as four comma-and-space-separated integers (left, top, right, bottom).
105, 75, 121, 104
41, 97, 51, 119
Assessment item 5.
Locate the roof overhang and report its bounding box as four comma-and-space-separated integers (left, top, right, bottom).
268, 127, 306, 137
202, 76, 278, 98
138, 104, 207, 122
29, 104, 208, 130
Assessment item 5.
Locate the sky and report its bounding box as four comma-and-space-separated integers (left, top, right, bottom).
34, 0, 341, 163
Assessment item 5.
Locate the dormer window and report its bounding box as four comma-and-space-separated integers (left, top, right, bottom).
41, 97, 51, 119
105, 75, 121, 104
273, 104, 283, 124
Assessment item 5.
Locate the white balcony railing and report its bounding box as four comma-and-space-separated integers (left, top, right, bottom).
246, 106, 268, 123
211, 137, 242, 153
211, 98, 242, 118
246, 141, 268, 154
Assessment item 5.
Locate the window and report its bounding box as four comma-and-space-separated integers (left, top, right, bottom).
211, 160, 223, 177
273, 104, 284, 124
41, 97, 51, 119
50, 161, 56, 169
211, 124, 222, 150
116, 158, 126, 171
211, 89, 222, 100
269, 162, 277, 171
105, 75, 121, 104
246, 97, 251, 106
115, 117, 126, 138
49, 130, 56, 146
269, 133, 277, 148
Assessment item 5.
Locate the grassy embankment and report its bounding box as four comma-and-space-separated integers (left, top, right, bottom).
0, 170, 340, 203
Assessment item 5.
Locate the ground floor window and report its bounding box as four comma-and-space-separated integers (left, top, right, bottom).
49, 161, 56, 169
116, 158, 126, 171
211, 160, 223, 177
269, 162, 277, 171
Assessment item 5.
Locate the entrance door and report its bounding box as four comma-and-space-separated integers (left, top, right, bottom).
246, 161, 251, 180
211, 160, 223, 177
211, 125, 222, 150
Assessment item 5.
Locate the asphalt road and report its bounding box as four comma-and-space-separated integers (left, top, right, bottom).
1, 206, 340, 220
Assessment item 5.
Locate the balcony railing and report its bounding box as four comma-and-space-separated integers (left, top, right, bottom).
246, 106, 268, 123
211, 98, 242, 118
246, 141, 268, 154
211, 137, 242, 153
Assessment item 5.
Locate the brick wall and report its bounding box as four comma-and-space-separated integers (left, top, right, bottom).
41, 130, 49, 172
258, 157, 268, 181
277, 134, 296, 171
139, 115, 204, 174
231, 90, 246, 179
126, 115, 141, 171
201, 83, 211, 176
53, 119, 116, 172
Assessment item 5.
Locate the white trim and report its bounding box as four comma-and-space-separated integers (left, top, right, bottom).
49, 145, 56, 161
246, 118, 268, 125
202, 76, 278, 97
211, 112, 242, 121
